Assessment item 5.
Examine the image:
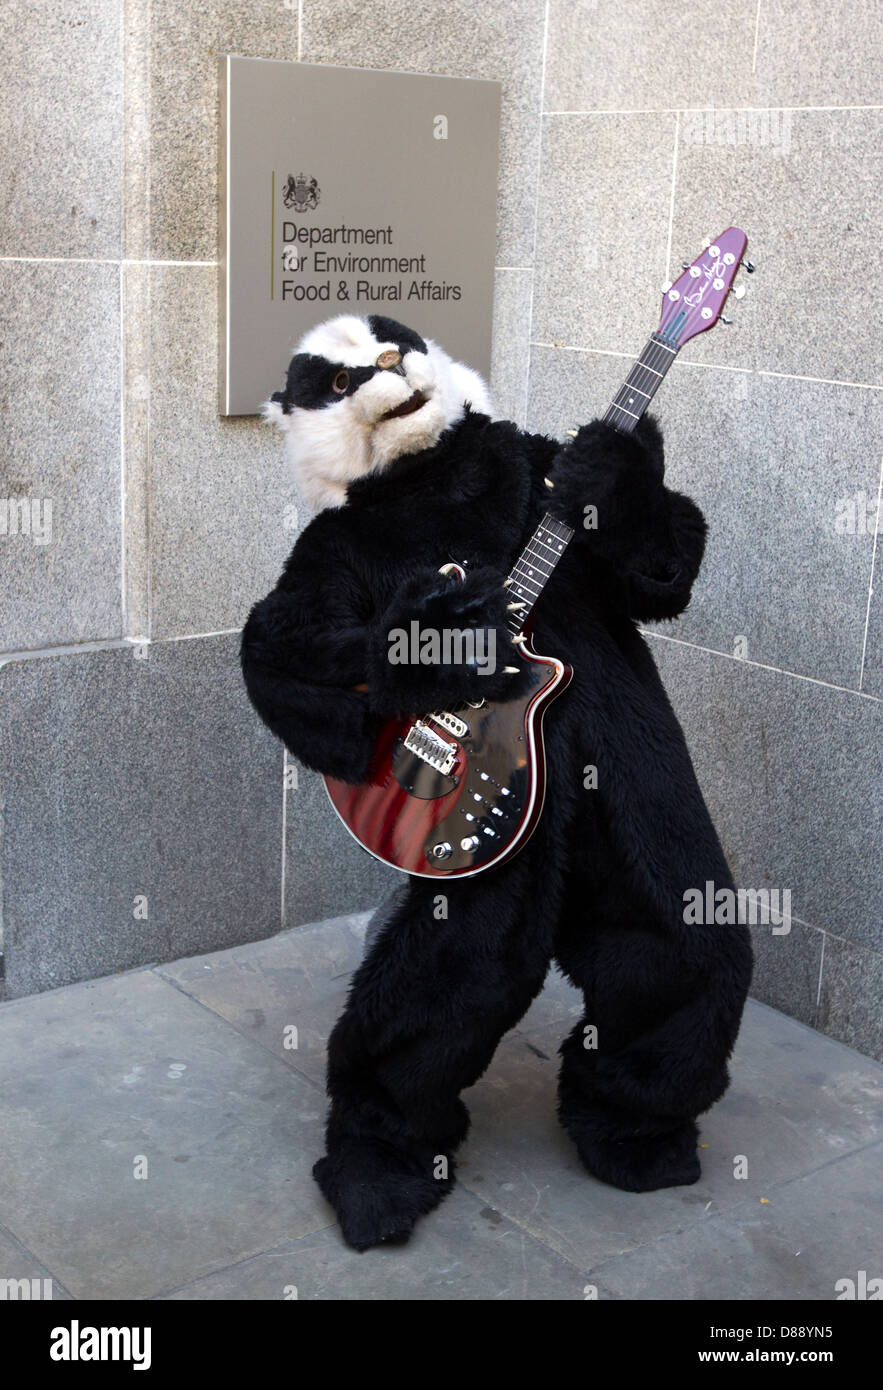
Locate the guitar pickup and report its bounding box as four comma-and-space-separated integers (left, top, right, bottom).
430, 710, 469, 739
403, 720, 458, 776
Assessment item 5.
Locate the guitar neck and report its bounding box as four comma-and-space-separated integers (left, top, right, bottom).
504, 332, 680, 631
603, 331, 680, 435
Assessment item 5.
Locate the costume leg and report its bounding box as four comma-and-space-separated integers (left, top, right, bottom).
554, 853, 752, 1192
314, 851, 557, 1250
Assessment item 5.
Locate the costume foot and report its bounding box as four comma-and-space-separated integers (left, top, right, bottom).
570, 1119, 701, 1193
313, 1142, 454, 1252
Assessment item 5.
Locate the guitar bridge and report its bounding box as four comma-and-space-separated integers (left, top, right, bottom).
403, 720, 458, 775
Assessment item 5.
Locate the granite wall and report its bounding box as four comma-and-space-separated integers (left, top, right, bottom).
0, 2, 879, 1059
522, 1, 882, 1059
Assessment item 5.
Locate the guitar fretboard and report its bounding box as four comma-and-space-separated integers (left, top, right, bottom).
504, 332, 680, 633
505, 514, 574, 633
604, 332, 679, 435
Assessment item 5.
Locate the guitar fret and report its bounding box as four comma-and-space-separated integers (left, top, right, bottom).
626, 366, 662, 389
516, 549, 549, 567
520, 545, 553, 564
522, 537, 555, 558
529, 534, 562, 555
542, 520, 573, 543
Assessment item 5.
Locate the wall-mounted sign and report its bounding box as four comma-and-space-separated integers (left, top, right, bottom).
219, 56, 501, 415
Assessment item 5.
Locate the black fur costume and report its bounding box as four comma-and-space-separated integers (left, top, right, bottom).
241, 319, 752, 1252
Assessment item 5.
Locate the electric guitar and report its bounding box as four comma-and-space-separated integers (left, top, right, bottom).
325, 228, 751, 877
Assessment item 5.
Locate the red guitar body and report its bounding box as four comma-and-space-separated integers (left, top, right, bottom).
325, 636, 572, 878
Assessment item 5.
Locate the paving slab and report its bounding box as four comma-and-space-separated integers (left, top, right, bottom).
0, 971, 329, 1300
588, 1143, 883, 1302
159, 1188, 590, 1301
517, 991, 883, 1164
455, 1008, 883, 1275
0, 1224, 72, 1302
157, 912, 373, 1087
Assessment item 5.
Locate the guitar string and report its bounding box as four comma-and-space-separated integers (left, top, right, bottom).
611, 334, 677, 400
506, 529, 568, 632
606, 353, 672, 419
505, 334, 680, 634
613, 332, 680, 397
605, 335, 677, 428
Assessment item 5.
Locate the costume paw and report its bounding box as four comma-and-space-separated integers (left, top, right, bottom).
567, 1117, 701, 1193
366, 564, 532, 715
545, 415, 666, 540
313, 1141, 454, 1252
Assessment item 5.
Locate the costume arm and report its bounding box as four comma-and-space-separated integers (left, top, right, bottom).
240, 545, 382, 783
541, 416, 707, 621
241, 538, 530, 783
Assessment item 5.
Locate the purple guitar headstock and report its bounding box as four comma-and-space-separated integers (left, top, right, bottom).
657, 227, 749, 346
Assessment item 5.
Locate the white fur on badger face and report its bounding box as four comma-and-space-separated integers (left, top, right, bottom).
263, 314, 493, 510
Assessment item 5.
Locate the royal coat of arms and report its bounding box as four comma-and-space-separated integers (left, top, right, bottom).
283, 173, 320, 213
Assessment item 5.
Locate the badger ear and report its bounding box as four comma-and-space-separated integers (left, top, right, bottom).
262, 392, 289, 430
449, 362, 494, 418
425, 338, 495, 420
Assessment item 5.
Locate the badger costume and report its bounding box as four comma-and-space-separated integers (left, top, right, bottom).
241, 314, 752, 1252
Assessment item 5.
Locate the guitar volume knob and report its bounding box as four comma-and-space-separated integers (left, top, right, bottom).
460, 835, 481, 852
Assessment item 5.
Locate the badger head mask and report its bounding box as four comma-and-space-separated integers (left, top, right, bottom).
263, 314, 494, 510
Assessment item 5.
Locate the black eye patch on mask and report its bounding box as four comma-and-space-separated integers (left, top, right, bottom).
367, 316, 428, 357
272, 354, 377, 412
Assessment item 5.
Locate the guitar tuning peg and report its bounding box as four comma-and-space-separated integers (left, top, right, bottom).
720, 314, 733, 324
701, 237, 712, 249
661, 280, 673, 293
681, 262, 691, 270
733, 285, 747, 299
741, 258, 755, 272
